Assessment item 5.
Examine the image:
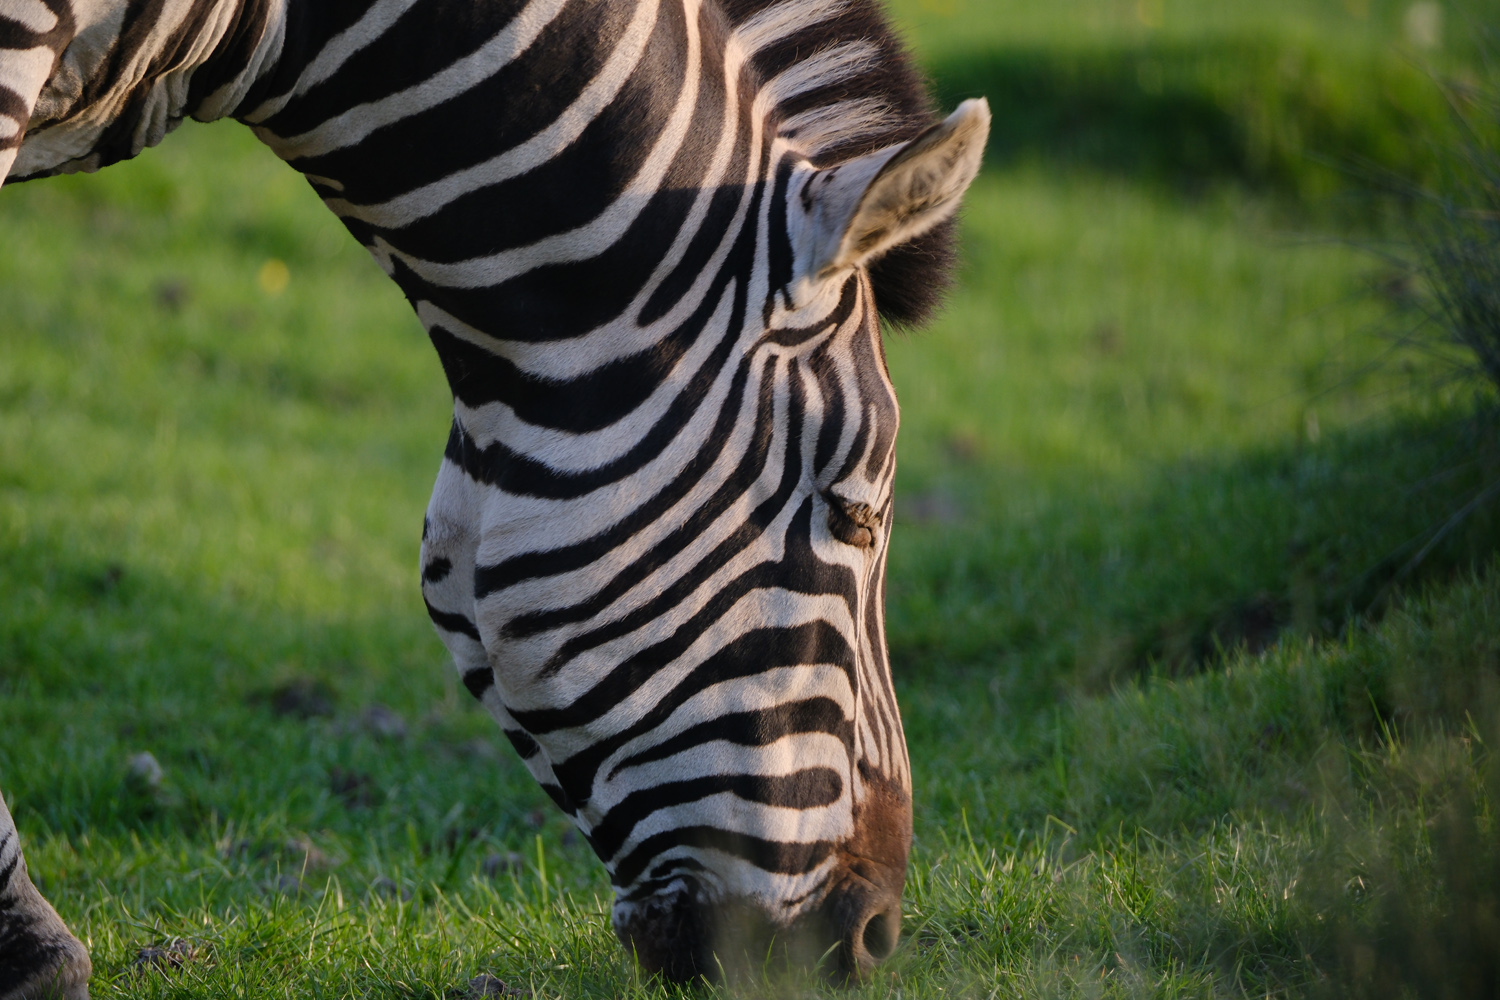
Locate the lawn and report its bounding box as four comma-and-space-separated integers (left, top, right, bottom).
3, 1, 1499, 996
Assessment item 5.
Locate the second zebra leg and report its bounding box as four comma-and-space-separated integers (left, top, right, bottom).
0, 789, 91, 1000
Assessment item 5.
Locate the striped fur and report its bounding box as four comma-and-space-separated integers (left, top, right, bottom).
1, 0, 986, 983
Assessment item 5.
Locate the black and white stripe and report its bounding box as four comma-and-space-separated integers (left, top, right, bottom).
2, 0, 987, 982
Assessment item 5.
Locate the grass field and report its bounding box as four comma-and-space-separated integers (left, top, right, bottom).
3, 1, 1500, 996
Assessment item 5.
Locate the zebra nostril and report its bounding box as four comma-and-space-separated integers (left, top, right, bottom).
858, 904, 900, 963
816, 879, 903, 980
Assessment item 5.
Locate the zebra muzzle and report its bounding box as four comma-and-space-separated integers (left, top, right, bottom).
612, 876, 904, 986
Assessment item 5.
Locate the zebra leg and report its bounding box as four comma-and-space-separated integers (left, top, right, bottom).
0, 789, 90, 1000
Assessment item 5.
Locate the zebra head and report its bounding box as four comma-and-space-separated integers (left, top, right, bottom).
420, 91, 990, 981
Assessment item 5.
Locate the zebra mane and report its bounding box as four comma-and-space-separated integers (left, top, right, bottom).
722, 0, 959, 327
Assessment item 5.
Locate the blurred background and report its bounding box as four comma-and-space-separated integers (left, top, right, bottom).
2, 1, 1499, 995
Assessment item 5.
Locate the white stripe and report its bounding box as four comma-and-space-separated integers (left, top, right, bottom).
456, 343, 762, 622
602, 782, 852, 862
395, 2, 763, 383
0, 44, 54, 184
0, 44, 54, 112
193, 0, 289, 121
596, 675, 856, 796
0, 0, 58, 34
503, 579, 857, 753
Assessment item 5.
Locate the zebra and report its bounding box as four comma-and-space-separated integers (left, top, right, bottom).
0, 0, 988, 990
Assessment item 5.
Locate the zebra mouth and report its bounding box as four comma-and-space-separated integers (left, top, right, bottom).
610, 874, 902, 985
612, 881, 717, 984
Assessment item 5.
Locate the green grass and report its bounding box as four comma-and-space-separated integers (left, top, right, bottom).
893, 0, 1493, 207
4, 4, 1500, 996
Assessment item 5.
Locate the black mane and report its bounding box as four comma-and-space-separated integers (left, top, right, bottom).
719, 0, 959, 327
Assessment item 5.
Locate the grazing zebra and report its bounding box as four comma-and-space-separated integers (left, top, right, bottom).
0, 0, 988, 990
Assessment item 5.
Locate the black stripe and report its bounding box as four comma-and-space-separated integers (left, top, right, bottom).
0, 88, 30, 151
513, 505, 853, 737
262, 0, 566, 141
590, 768, 842, 860
499, 354, 786, 638
539, 781, 576, 816
189, 0, 279, 113
423, 598, 481, 641
422, 556, 452, 583
612, 825, 832, 889
609, 697, 852, 780
461, 666, 494, 700
504, 728, 540, 759
440, 228, 754, 498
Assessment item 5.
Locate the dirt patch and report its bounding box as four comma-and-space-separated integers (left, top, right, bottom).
134, 938, 198, 972
255, 677, 336, 719
328, 766, 376, 808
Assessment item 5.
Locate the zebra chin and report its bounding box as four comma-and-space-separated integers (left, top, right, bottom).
609, 779, 913, 985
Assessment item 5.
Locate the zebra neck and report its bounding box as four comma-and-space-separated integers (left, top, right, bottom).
246, 0, 779, 447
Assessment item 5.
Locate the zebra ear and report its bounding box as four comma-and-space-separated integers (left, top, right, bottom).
799, 98, 990, 281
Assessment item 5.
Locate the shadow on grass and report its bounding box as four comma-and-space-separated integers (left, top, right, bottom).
0, 539, 554, 861
926, 38, 1453, 204
889, 401, 1500, 701
1299, 673, 1500, 1000
902, 605, 1500, 998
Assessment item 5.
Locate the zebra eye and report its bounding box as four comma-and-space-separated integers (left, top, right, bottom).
825, 494, 881, 549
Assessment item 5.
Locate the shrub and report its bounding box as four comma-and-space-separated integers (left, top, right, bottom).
1406, 72, 1500, 396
